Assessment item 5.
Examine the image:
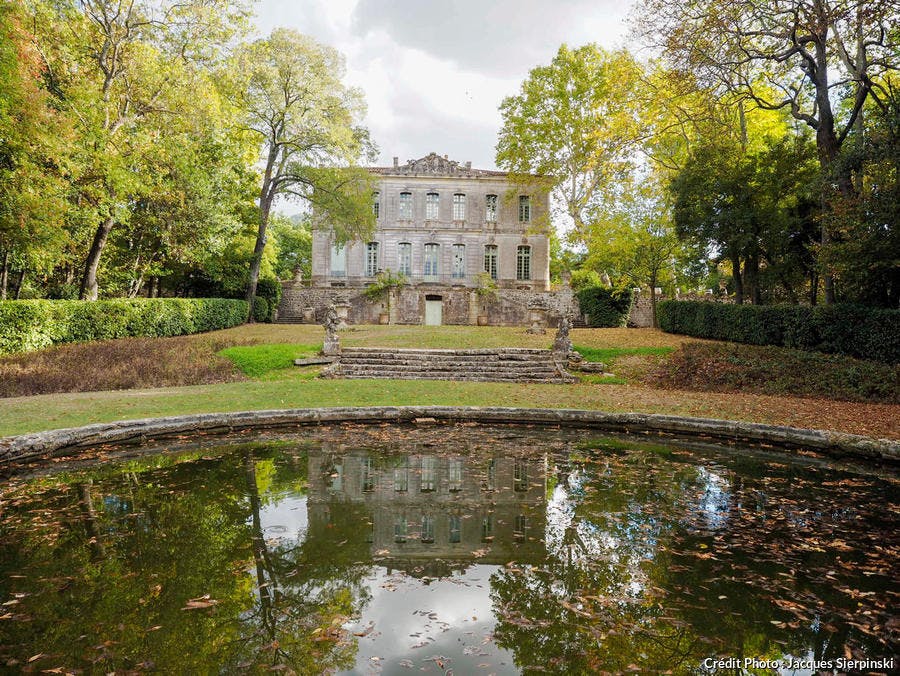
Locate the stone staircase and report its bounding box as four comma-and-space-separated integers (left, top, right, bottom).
323, 348, 575, 383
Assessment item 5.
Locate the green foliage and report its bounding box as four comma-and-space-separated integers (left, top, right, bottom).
575, 287, 634, 327
251, 296, 270, 323
0, 298, 248, 355
218, 343, 320, 377
569, 269, 603, 292
651, 342, 899, 404
269, 214, 312, 280
363, 270, 407, 321
472, 272, 499, 301
255, 278, 282, 319
658, 300, 900, 363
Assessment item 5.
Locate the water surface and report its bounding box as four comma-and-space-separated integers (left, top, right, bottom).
1, 424, 897, 674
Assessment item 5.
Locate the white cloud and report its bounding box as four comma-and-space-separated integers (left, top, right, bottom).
254, 0, 634, 173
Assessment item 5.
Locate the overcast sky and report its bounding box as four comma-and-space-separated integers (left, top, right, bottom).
254, 0, 637, 172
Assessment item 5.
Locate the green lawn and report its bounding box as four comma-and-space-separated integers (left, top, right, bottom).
1, 325, 895, 440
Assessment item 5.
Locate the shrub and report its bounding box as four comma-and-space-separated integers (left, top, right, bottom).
575, 286, 634, 327
0, 298, 249, 356
569, 269, 603, 292
657, 300, 900, 363
252, 296, 270, 323
256, 277, 282, 316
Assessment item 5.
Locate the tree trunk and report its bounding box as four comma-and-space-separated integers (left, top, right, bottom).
0, 250, 8, 300
80, 214, 115, 300
245, 146, 279, 322
13, 269, 24, 299
730, 252, 744, 304
809, 270, 818, 306
649, 272, 658, 328
746, 252, 760, 304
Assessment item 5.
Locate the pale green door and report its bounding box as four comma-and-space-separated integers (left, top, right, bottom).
424, 299, 442, 325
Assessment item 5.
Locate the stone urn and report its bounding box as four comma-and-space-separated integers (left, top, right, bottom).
333, 296, 351, 330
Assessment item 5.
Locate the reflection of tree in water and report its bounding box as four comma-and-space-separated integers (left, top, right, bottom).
490, 446, 899, 672
0, 446, 374, 673
491, 447, 706, 673
226, 449, 373, 673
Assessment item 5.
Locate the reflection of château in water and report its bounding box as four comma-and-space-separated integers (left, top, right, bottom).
308, 448, 548, 574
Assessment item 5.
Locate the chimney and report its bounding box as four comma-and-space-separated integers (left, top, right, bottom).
465, 161, 471, 170
392, 156, 398, 168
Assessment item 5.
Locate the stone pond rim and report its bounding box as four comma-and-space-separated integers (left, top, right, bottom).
1, 407, 897, 469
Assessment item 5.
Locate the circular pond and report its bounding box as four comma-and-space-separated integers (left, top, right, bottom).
1, 423, 897, 674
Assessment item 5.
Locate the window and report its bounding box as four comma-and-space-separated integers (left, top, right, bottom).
373, 191, 380, 218
514, 514, 528, 540
421, 516, 435, 543
452, 193, 466, 221
362, 457, 375, 492
481, 514, 494, 542
449, 515, 461, 543
420, 456, 436, 492
366, 242, 379, 277
518, 195, 531, 222
514, 459, 528, 492
482, 458, 495, 491
424, 243, 439, 280
483, 245, 498, 280
394, 516, 408, 543
425, 192, 439, 220
516, 246, 531, 281
485, 194, 497, 222
399, 191, 412, 219
330, 243, 346, 277
398, 242, 412, 276
448, 459, 462, 492
394, 457, 408, 492
452, 244, 466, 279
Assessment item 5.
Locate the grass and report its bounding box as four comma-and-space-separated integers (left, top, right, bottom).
574, 346, 675, 364
218, 343, 320, 377
0, 324, 896, 440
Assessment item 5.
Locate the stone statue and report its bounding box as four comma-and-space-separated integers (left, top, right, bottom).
321, 305, 341, 356
553, 316, 573, 354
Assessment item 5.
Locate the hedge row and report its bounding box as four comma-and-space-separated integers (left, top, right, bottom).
657, 300, 900, 363
576, 286, 634, 327
0, 298, 249, 355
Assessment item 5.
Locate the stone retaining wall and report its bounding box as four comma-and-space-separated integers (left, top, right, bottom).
2, 407, 897, 470
279, 283, 580, 326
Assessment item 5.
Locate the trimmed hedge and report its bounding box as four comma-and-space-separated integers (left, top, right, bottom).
576, 287, 634, 327
0, 298, 249, 356
658, 300, 900, 363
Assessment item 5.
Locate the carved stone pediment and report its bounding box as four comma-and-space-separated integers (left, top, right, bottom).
397, 153, 468, 177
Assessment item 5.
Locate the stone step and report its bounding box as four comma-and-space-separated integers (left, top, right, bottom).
335, 367, 561, 378
337, 357, 557, 367
341, 348, 551, 356
333, 372, 571, 383
274, 317, 310, 324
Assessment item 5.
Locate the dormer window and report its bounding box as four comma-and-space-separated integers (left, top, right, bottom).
453, 193, 466, 221
425, 192, 439, 220
399, 192, 412, 220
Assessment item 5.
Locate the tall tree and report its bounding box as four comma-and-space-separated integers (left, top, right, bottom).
635, 0, 900, 303
496, 44, 646, 245
28, 0, 248, 300
228, 28, 375, 320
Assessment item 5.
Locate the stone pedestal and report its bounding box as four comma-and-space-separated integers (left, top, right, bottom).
526, 307, 547, 334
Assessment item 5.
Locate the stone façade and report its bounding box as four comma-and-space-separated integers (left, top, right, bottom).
279, 152, 579, 326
